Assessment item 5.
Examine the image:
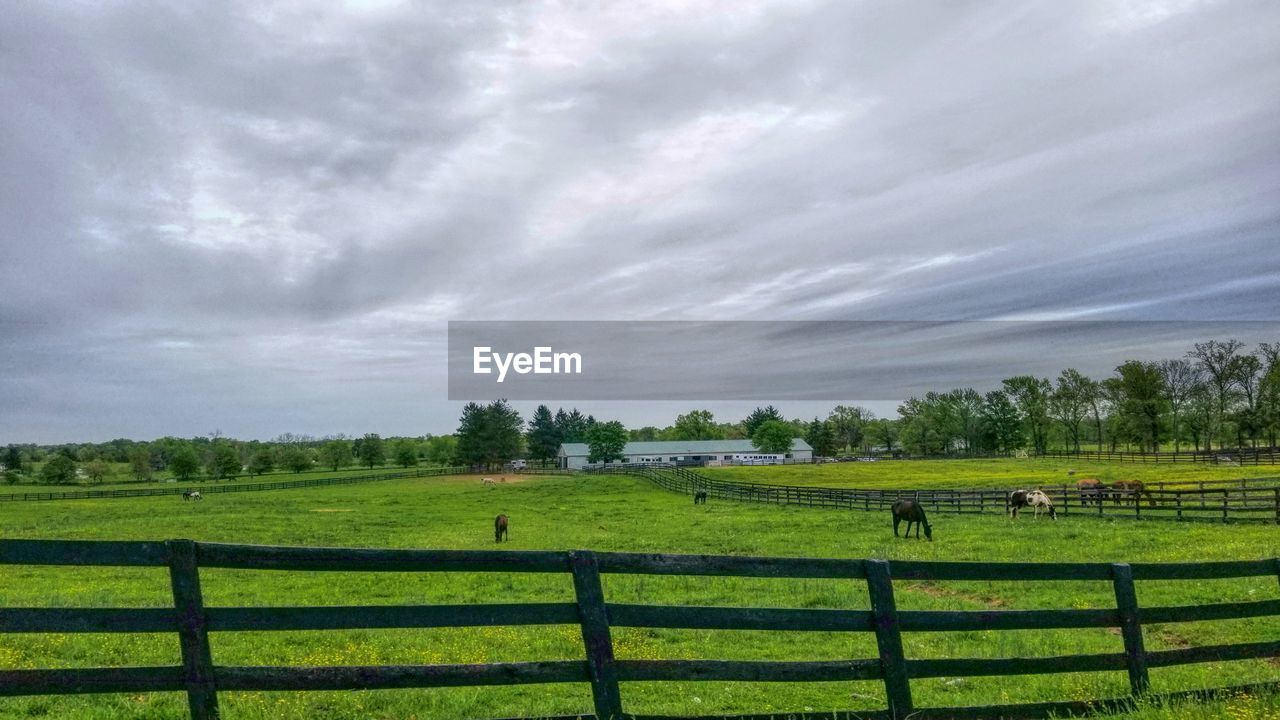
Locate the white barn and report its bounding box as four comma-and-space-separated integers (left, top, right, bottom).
557, 439, 813, 470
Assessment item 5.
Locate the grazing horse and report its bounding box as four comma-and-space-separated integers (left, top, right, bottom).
481, 477, 496, 486
182, 490, 202, 501
494, 514, 509, 543
693, 490, 708, 504
891, 500, 932, 541
1111, 480, 1156, 507
1076, 478, 1107, 507
1009, 489, 1056, 519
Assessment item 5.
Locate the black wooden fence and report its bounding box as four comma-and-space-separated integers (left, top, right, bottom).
591, 465, 1280, 524
0, 466, 468, 502
1040, 448, 1280, 465
0, 539, 1278, 719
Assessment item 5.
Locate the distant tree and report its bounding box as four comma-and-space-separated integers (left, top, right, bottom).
282, 446, 312, 473
318, 440, 352, 471
1110, 360, 1168, 453
3, 446, 23, 474
742, 406, 784, 438
980, 390, 1023, 453
1188, 339, 1247, 449
629, 426, 660, 442
84, 459, 110, 484
751, 420, 794, 454
553, 408, 591, 443
129, 447, 153, 481
456, 401, 525, 469
1002, 376, 1053, 455
169, 445, 201, 482
248, 448, 276, 476
209, 443, 242, 480
585, 421, 629, 464
425, 435, 458, 466
526, 405, 561, 465
868, 418, 899, 453
804, 417, 838, 457
1050, 369, 1093, 452
358, 433, 386, 469
3, 469, 18, 485
671, 410, 724, 440
393, 440, 420, 468
1158, 359, 1202, 452
41, 455, 78, 485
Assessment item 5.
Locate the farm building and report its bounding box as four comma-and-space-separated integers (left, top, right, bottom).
557, 438, 813, 470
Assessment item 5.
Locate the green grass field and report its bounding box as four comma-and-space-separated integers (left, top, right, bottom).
3, 464, 418, 492
702, 457, 1280, 489
0, 469, 1277, 719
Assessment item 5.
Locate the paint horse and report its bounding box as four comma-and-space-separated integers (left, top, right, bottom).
182, 490, 202, 501
1009, 489, 1056, 519
891, 499, 933, 541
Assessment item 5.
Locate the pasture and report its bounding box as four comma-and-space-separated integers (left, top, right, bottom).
0, 472, 1277, 719
702, 457, 1280, 490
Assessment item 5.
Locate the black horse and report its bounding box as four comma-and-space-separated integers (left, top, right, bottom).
891, 500, 932, 541
693, 490, 708, 504
494, 514, 509, 543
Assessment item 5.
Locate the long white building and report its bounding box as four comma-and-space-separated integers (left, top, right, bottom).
557, 438, 813, 470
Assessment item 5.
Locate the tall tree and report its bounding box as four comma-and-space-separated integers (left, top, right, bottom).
357, 433, 386, 469
129, 447, 153, 481
868, 418, 899, 453
1050, 370, 1093, 452
208, 443, 242, 480
1188, 339, 1246, 449
804, 417, 838, 457
827, 405, 872, 453
553, 408, 591, 443
282, 446, 312, 473
1158, 359, 1202, 452
40, 455, 78, 484
751, 420, 795, 454
456, 401, 524, 469
1002, 376, 1053, 455
585, 421, 628, 463
393, 440, 420, 468
671, 410, 724, 440
526, 405, 561, 464
742, 406, 784, 438
169, 445, 201, 482
248, 448, 276, 476
425, 435, 458, 466
980, 390, 1023, 453
1110, 361, 1168, 453
318, 440, 352, 471
3, 446, 23, 474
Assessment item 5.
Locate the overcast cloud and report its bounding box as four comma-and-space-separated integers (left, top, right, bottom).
2, 1, 1279, 443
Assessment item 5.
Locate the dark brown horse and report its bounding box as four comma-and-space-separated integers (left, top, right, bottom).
693, 490, 707, 504
494, 514, 509, 543
891, 500, 932, 541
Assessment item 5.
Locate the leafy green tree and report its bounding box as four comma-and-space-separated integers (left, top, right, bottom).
1109, 360, 1168, 452
585, 421, 628, 463
751, 419, 794, 454
1158, 359, 1202, 452
553, 408, 591, 443
169, 445, 201, 481
3, 446, 23, 474
457, 400, 525, 469
671, 410, 724, 440
393, 440, 420, 468
425, 435, 458, 466
41, 455, 78, 484
804, 417, 837, 457
282, 446, 312, 473
1050, 370, 1094, 452
84, 459, 110, 484
1002, 376, 1053, 454
742, 406, 784, 438
629, 426, 660, 442
868, 418, 899, 453
209, 443, 242, 480
827, 405, 872, 453
980, 390, 1023, 453
3, 469, 19, 485
1187, 339, 1246, 449
319, 440, 352, 471
129, 447, 153, 481
358, 433, 386, 469
248, 448, 276, 476
526, 405, 561, 465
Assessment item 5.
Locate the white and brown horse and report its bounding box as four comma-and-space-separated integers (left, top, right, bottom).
1009, 489, 1056, 519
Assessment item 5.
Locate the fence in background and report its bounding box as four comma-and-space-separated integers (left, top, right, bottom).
589, 465, 1280, 524
0, 467, 468, 503
1040, 448, 1280, 465
0, 538, 1277, 719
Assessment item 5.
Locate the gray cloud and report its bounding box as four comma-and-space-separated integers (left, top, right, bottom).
2, 0, 1278, 442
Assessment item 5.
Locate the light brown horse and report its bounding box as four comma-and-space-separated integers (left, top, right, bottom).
494, 514, 509, 543
1076, 478, 1107, 507
1111, 480, 1156, 507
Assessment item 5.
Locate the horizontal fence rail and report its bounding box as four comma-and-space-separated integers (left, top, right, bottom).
0, 466, 469, 503
1040, 447, 1280, 465
588, 464, 1280, 524
0, 539, 1278, 719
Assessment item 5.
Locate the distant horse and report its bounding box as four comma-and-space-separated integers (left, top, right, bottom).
1009, 489, 1056, 519
693, 490, 708, 504
494, 514, 509, 543
182, 490, 202, 501
1111, 480, 1156, 507
482, 477, 496, 486
891, 500, 932, 541
1076, 478, 1107, 507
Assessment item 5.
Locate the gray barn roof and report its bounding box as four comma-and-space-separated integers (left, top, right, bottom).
558, 438, 812, 457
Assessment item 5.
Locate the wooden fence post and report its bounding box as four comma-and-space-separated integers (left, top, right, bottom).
569, 550, 623, 720
1111, 563, 1149, 696
166, 539, 219, 720
866, 560, 912, 720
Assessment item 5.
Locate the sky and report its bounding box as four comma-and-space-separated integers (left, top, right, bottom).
2, 1, 1279, 444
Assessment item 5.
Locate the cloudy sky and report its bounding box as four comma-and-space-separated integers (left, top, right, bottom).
3, 1, 1278, 443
